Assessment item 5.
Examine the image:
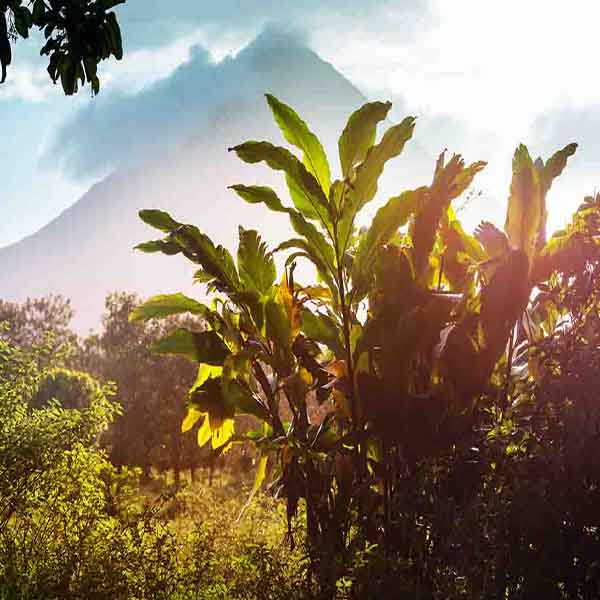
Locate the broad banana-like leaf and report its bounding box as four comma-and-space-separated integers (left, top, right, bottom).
266, 94, 331, 194
152, 329, 230, 365
338, 117, 416, 250
338, 101, 392, 177
129, 293, 209, 322
504, 145, 543, 259
352, 188, 426, 301
229, 141, 332, 230
237, 227, 276, 296
536, 142, 578, 246
411, 154, 485, 278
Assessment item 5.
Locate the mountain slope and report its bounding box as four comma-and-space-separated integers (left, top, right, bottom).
0, 30, 431, 332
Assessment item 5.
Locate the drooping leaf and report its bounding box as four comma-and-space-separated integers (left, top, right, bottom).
338, 101, 392, 177
237, 228, 276, 295
152, 329, 230, 365
266, 94, 331, 194
135, 239, 181, 255
129, 293, 209, 322
139, 209, 181, 233
172, 225, 241, 295
229, 141, 331, 229
229, 184, 289, 213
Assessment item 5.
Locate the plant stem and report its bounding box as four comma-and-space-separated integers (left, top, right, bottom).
502, 324, 516, 413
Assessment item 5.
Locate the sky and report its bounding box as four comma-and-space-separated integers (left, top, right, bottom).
2, 0, 600, 248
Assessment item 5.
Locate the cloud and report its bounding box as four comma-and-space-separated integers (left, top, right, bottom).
44, 27, 370, 181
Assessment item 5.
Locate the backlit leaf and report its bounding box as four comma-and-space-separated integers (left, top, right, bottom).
338, 101, 392, 177
129, 293, 209, 322
237, 227, 276, 295
266, 94, 331, 194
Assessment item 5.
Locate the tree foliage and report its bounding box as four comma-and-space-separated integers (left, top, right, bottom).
0, 0, 125, 94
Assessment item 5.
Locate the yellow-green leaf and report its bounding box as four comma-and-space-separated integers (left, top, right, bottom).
181, 407, 203, 433
266, 94, 331, 194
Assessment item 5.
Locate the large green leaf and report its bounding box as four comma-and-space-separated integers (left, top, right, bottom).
129, 293, 209, 322
504, 144, 542, 259
352, 188, 426, 301
338, 101, 392, 177
152, 329, 230, 365
237, 228, 276, 295
338, 117, 416, 250
349, 117, 416, 210
301, 309, 344, 357
229, 141, 332, 229
266, 94, 331, 194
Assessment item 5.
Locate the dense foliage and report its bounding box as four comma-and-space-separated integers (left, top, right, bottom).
135, 95, 600, 597
3, 95, 600, 598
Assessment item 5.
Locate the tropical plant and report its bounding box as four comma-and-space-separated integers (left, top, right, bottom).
134, 93, 579, 594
